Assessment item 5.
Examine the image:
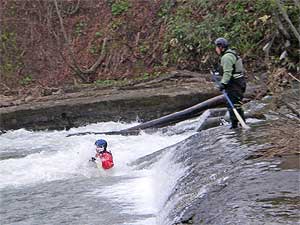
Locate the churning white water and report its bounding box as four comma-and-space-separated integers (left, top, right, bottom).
0, 120, 197, 225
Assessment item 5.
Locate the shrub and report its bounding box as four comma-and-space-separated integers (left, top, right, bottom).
111, 0, 130, 16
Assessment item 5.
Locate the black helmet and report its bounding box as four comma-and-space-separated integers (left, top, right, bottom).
214, 38, 229, 48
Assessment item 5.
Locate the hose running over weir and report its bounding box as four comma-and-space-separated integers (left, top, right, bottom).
67, 86, 263, 137
67, 95, 225, 137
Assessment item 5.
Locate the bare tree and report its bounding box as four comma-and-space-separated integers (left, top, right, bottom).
53, 0, 108, 82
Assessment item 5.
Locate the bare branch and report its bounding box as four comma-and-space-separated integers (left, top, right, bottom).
275, 0, 300, 43
85, 37, 108, 73
287, 72, 300, 82
263, 32, 277, 59
53, 0, 84, 76
65, 0, 80, 15
274, 11, 291, 39
58, 50, 87, 81
46, 3, 60, 43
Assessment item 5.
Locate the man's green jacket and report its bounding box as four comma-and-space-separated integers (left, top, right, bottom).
220, 49, 244, 85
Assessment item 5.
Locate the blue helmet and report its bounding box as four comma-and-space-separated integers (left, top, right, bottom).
214, 37, 229, 48
95, 139, 107, 149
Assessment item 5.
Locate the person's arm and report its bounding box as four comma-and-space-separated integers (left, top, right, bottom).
92, 153, 100, 161
90, 156, 96, 161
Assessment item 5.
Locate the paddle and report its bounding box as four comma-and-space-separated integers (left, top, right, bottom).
211, 71, 250, 129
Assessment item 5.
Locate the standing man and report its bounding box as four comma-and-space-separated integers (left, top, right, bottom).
214, 37, 247, 129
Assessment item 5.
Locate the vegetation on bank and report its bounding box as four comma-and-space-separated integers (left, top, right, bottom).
1, 0, 299, 94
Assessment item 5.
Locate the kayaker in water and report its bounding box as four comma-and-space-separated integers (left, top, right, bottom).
91, 139, 114, 170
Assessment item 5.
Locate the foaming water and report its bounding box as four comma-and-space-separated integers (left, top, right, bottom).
0, 121, 195, 225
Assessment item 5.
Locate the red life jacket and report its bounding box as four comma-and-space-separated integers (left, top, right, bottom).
96, 152, 114, 170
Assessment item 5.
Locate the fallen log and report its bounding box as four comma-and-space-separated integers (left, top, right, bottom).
67, 95, 225, 137
124, 95, 225, 131
67, 86, 264, 137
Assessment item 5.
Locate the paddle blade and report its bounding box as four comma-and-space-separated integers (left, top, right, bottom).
232, 108, 250, 129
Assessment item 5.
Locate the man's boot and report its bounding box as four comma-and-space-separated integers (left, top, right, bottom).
229, 108, 238, 129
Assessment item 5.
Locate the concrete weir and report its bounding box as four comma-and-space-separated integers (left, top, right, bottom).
0, 71, 218, 131
0, 70, 263, 132
0, 92, 216, 131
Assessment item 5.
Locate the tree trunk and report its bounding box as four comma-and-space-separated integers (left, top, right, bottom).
275, 0, 300, 43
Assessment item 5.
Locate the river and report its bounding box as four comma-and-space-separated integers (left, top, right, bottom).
1, 115, 299, 225
0, 120, 197, 225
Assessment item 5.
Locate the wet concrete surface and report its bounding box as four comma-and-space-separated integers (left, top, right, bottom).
171, 122, 300, 225
133, 120, 300, 224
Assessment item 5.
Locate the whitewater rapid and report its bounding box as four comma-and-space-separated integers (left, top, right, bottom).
0, 120, 197, 225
